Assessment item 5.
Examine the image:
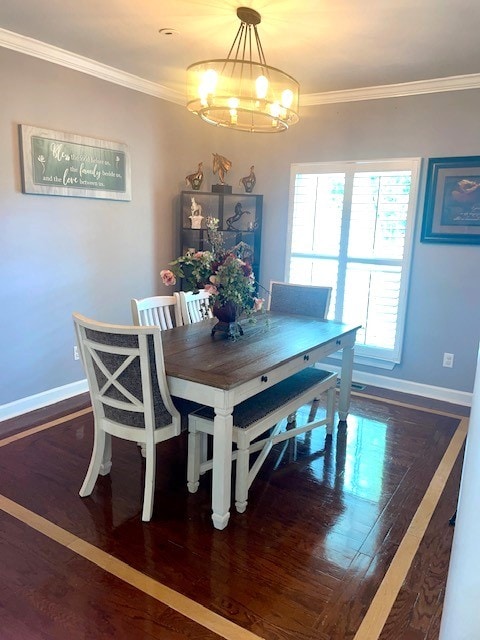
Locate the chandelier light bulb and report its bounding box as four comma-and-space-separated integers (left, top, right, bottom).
202, 69, 218, 93
198, 85, 208, 106
281, 89, 294, 108
228, 97, 239, 124
270, 102, 281, 118
199, 69, 218, 104
255, 75, 269, 99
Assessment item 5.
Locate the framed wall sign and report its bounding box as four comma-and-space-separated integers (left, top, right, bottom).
421, 156, 480, 244
19, 125, 131, 201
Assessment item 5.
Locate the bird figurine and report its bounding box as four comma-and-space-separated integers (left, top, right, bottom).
185, 162, 204, 190
239, 166, 256, 193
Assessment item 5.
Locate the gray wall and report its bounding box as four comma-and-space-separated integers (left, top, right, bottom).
0, 48, 208, 405
1, 46, 479, 411
254, 95, 480, 393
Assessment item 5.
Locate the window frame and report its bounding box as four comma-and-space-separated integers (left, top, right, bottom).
286, 158, 422, 367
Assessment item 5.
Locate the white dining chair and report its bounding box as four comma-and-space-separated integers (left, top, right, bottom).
73, 312, 181, 521
179, 289, 213, 324
131, 293, 203, 435
187, 367, 337, 514
131, 294, 183, 330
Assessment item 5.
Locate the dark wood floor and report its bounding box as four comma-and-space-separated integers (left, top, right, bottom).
0, 388, 466, 639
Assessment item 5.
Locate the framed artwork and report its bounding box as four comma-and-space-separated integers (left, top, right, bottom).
18, 125, 131, 201
421, 156, 480, 244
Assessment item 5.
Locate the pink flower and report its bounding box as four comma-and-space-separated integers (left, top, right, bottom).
253, 297, 264, 311
160, 269, 176, 286
204, 283, 218, 295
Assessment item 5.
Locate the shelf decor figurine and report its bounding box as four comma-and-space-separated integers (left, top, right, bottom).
185, 162, 204, 190
240, 166, 256, 193
189, 196, 204, 229
212, 153, 232, 193
226, 202, 255, 231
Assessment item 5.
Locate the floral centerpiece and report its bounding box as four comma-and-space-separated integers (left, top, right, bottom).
161, 217, 264, 337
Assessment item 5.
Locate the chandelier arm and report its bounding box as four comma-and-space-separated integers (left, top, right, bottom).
221, 22, 244, 76
253, 25, 268, 69
225, 22, 244, 61
239, 24, 249, 82
247, 25, 254, 84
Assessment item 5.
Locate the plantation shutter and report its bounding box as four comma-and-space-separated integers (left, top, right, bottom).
287, 159, 420, 365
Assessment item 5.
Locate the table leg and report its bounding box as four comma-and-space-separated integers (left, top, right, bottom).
338, 345, 354, 421
211, 406, 234, 530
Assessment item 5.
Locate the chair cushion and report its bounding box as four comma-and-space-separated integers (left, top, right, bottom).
173, 397, 204, 415
191, 368, 335, 429
173, 397, 205, 431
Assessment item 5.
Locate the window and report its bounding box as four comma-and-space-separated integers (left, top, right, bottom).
287, 159, 421, 366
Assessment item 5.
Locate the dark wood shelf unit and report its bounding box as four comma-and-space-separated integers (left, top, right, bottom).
180, 190, 263, 284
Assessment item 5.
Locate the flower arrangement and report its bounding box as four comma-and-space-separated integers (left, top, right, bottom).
160, 217, 264, 326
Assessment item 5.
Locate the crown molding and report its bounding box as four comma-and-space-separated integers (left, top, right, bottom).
301, 73, 480, 106
2, 27, 480, 108
0, 27, 184, 105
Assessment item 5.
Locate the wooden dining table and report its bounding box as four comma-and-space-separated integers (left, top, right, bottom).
161, 312, 361, 530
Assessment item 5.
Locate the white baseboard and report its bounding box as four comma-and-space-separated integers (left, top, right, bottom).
323, 364, 472, 407
0, 368, 472, 425
0, 379, 89, 422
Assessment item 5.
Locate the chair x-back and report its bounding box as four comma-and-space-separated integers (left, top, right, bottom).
73, 312, 181, 521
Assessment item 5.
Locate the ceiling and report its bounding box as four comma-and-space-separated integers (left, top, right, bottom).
2, 0, 480, 105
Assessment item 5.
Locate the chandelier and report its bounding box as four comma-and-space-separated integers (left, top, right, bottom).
186, 7, 299, 133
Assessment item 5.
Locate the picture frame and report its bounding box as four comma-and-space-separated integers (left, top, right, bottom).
18, 125, 131, 201
421, 156, 480, 244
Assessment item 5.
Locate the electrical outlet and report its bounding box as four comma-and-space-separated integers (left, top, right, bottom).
443, 352, 454, 368
73, 346, 80, 361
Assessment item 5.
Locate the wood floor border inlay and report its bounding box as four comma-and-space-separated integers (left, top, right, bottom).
0, 398, 467, 639
353, 416, 468, 640
0, 494, 263, 640
350, 390, 466, 419
0, 407, 92, 448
